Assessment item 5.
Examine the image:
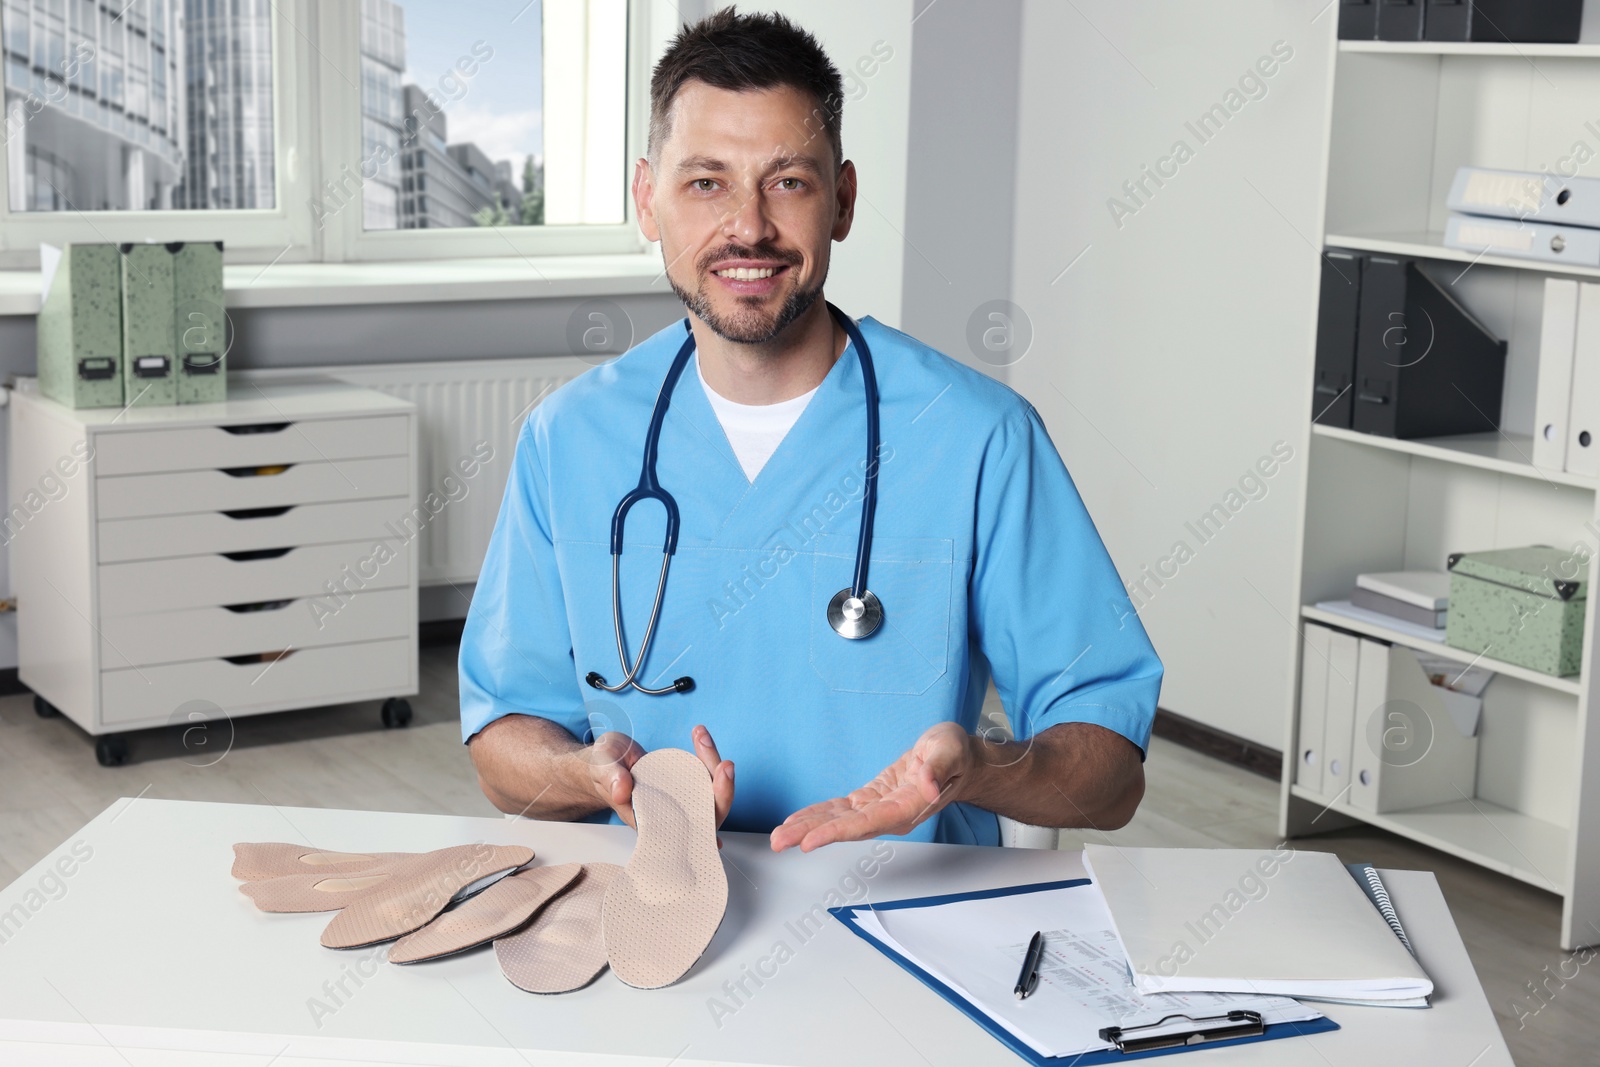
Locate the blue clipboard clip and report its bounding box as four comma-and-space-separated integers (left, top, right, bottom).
1099, 1010, 1265, 1054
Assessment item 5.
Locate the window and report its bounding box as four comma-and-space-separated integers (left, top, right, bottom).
0, 0, 650, 265
357, 0, 549, 232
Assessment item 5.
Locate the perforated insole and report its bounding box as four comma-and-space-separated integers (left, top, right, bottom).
388, 863, 582, 964
496, 863, 621, 994
602, 748, 728, 988
314, 844, 534, 947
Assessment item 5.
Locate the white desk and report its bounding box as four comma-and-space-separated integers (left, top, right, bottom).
0, 799, 1513, 1066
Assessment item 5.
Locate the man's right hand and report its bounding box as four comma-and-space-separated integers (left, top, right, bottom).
580, 725, 735, 830
583, 730, 648, 828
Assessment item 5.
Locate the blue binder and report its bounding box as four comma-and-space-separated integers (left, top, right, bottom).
829, 878, 1339, 1064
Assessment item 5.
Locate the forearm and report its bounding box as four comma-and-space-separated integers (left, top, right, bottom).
956, 722, 1145, 830
468, 714, 610, 820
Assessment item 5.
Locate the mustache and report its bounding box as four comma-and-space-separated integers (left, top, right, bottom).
697, 245, 803, 272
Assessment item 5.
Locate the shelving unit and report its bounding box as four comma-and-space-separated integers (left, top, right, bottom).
1282, 27, 1600, 950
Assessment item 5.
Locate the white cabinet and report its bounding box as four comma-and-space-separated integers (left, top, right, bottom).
7, 378, 418, 764
1282, 37, 1600, 950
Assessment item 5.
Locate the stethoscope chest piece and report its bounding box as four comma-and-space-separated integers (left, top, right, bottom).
828, 587, 883, 640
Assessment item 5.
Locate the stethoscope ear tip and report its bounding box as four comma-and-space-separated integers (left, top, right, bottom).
672, 677, 695, 694
585, 672, 605, 690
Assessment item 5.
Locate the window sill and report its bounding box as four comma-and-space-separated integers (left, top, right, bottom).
0, 253, 672, 316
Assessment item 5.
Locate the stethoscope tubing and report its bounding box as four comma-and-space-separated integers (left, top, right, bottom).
590, 301, 879, 696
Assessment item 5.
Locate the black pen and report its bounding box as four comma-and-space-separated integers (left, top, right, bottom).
1014, 930, 1044, 1000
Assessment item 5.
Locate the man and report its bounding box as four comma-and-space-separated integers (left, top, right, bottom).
461, 8, 1162, 851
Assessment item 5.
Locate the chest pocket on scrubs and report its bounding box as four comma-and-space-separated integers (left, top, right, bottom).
809, 533, 954, 695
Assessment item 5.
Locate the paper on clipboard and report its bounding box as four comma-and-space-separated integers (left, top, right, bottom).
855, 881, 1321, 1059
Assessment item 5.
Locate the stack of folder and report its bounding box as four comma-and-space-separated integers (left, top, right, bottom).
1445, 166, 1600, 268
38, 241, 226, 410
1350, 570, 1450, 632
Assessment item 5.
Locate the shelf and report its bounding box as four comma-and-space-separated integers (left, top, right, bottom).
1325, 230, 1600, 280
1290, 785, 1567, 893
1339, 40, 1600, 58
1300, 605, 1585, 696
1310, 424, 1597, 491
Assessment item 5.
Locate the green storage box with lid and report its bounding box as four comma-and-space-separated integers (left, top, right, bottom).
1445, 546, 1587, 677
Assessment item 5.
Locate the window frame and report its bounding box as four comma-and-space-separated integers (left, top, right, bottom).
0, 0, 656, 271
315, 0, 650, 263
0, 0, 322, 269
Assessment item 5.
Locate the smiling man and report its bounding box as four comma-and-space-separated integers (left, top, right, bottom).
460, 8, 1163, 851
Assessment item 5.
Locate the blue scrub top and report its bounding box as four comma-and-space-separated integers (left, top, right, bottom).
459, 313, 1163, 845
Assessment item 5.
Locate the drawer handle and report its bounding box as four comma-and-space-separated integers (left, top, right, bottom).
222, 464, 293, 478
223, 506, 294, 520
224, 649, 296, 665
224, 599, 295, 613
221, 422, 291, 435
221, 547, 294, 561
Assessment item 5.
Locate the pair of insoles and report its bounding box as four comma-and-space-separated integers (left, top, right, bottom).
235, 842, 535, 949
230, 747, 728, 991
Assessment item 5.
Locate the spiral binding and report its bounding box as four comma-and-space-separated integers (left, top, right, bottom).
1361, 865, 1414, 955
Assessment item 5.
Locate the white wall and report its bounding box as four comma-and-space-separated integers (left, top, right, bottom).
900, 0, 1022, 372
1008, 0, 1335, 746
748, 0, 913, 328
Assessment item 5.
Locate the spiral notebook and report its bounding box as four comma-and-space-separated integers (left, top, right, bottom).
1084, 846, 1433, 1008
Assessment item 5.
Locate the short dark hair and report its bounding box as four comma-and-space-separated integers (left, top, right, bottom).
648, 6, 845, 173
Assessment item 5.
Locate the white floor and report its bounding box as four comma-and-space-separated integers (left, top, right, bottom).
0, 642, 1591, 1065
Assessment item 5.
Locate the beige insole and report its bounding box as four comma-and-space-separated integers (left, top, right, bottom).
387, 863, 583, 964
602, 748, 728, 989
320, 843, 535, 949
231, 842, 413, 881
496, 863, 621, 994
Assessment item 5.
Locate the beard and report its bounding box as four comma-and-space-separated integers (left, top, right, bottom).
668, 247, 826, 346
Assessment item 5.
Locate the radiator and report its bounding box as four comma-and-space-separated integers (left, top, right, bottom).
237, 358, 591, 586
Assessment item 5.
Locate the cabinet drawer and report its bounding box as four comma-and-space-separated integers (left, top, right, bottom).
98, 497, 407, 562
99, 539, 411, 616
96, 456, 410, 519
94, 415, 409, 476
99, 586, 413, 669
100, 637, 414, 727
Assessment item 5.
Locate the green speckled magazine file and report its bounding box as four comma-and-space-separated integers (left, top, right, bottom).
1446, 546, 1586, 677
174, 241, 226, 403
37, 244, 124, 408
119, 243, 178, 407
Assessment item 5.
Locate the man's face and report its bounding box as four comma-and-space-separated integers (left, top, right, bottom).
635, 81, 856, 345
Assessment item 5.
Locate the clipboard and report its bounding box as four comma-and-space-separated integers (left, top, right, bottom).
829, 879, 1339, 1064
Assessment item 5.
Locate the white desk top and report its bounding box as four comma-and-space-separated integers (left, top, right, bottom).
0, 799, 1513, 1066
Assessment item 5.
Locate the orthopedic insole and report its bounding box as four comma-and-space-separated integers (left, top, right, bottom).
318, 844, 535, 948
387, 863, 583, 964
495, 863, 621, 993
601, 748, 728, 989
240, 845, 512, 914
231, 842, 415, 882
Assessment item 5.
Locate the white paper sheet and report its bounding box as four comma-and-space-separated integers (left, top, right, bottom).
859, 882, 1319, 1059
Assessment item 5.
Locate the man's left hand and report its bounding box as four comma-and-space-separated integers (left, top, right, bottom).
769, 722, 973, 852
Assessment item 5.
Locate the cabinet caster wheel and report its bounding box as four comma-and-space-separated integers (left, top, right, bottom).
381, 698, 413, 729
34, 695, 60, 718
95, 735, 130, 767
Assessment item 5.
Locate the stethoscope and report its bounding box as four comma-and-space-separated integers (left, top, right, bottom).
585, 301, 883, 696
